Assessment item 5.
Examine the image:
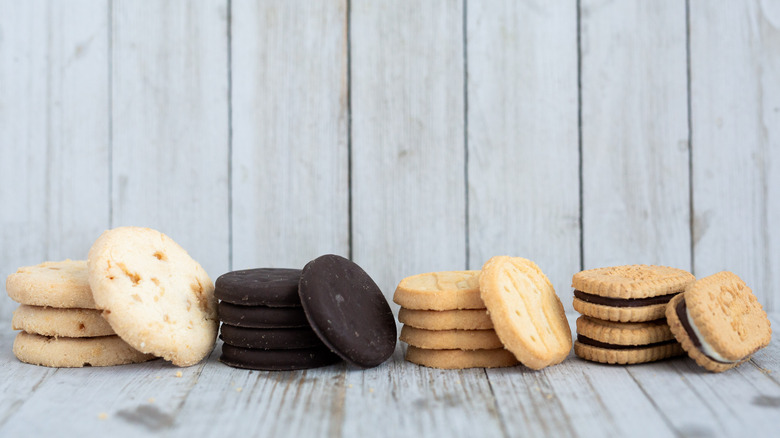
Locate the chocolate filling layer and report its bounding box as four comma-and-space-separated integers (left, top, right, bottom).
574, 290, 678, 307
576, 335, 675, 350
675, 297, 733, 364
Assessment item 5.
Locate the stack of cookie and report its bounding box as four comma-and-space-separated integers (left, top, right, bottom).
7, 260, 154, 367
393, 270, 519, 369
571, 265, 695, 364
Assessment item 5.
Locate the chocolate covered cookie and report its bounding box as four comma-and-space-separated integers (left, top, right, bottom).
220, 325, 324, 350
215, 268, 302, 307
219, 343, 341, 371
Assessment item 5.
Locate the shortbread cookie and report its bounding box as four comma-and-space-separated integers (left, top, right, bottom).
479, 256, 571, 370
215, 268, 302, 307
219, 343, 342, 371
12, 305, 114, 338
88, 227, 218, 367
6, 260, 96, 309
13, 332, 155, 367
218, 302, 309, 328
393, 271, 484, 310
219, 325, 324, 350
405, 345, 518, 369
666, 272, 771, 373
574, 316, 683, 364
399, 325, 503, 350
572, 265, 695, 322
398, 308, 493, 330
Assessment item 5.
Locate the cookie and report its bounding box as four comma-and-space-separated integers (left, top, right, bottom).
299, 254, 396, 368
398, 308, 493, 330
219, 343, 342, 371
218, 302, 309, 328
574, 316, 683, 364
405, 345, 519, 369
219, 325, 324, 350
12, 305, 115, 338
6, 260, 96, 309
13, 332, 156, 368
399, 325, 503, 350
479, 256, 572, 370
572, 265, 695, 322
88, 227, 218, 367
393, 271, 484, 310
215, 268, 302, 307
666, 272, 771, 373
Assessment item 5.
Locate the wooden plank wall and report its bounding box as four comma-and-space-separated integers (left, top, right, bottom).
1, 0, 778, 320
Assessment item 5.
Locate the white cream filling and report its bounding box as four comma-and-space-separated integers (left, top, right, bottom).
685, 306, 739, 363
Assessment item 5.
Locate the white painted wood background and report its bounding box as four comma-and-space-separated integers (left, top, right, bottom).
0, 1, 779, 436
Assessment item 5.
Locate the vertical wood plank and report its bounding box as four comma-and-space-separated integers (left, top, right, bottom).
111, 0, 230, 279
231, 0, 349, 270
690, 0, 780, 310
351, 0, 466, 299
0, 0, 109, 320
467, 0, 580, 308
581, 0, 691, 270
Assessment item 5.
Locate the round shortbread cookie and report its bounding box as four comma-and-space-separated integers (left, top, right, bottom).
398, 308, 493, 330
479, 256, 571, 370
6, 260, 96, 309
88, 227, 218, 367
399, 325, 503, 350
393, 271, 484, 310
12, 305, 115, 338
13, 332, 156, 368
572, 265, 695, 299
405, 345, 518, 369
575, 315, 673, 346
574, 340, 683, 365
572, 298, 668, 323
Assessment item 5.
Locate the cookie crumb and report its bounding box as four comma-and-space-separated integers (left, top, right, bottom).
98, 413, 108, 420
236, 387, 242, 393
148, 398, 155, 403
368, 387, 374, 393
545, 394, 553, 400
175, 371, 183, 378
347, 384, 353, 389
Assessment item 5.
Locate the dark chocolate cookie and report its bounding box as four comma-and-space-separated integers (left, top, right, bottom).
219, 343, 342, 371
218, 302, 309, 328
215, 268, 302, 307
299, 254, 396, 368
220, 325, 324, 350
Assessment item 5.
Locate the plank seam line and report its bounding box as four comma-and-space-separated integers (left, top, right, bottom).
685, 0, 694, 275
227, 0, 234, 271
483, 369, 511, 438
107, 0, 114, 229
625, 370, 681, 436
347, 0, 354, 261
673, 362, 727, 426
462, 0, 470, 271
0, 369, 58, 428
576, 0, 584, 271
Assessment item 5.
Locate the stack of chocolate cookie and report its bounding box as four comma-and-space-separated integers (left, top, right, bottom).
394, 270, 519, 369
571, 265, 695, 364
216, 255, 397, 370
6, 259, 154, 367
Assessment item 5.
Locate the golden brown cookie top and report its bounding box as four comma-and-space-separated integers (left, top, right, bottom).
6, 259, 96, 309
393, 270, 484, 310
572, 265, 695, 299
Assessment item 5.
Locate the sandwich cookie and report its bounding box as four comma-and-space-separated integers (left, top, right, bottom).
393, 271, 484, 310
574, 316, 683, 364
572, 265, 695, 322
667, 272, 771, 373
12, 305, 115, 338
398, 308, 493, 330
13, 332, 155, 368
399, 325, 504, 350
405, 346, 519, 369
479, 256, 572, 370
220, 343, 341, 371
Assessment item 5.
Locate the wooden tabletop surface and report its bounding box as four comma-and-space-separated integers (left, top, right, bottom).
1, 312, 777, 438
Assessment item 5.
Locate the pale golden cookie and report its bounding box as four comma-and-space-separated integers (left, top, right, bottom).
6, 260, 96, 309
393, 271, 484, 310
399, 325, 503, 350
398, 308, 493, 330
405, 345, 518, 369
479, 256, 571, 370
13, 332, 156, 368
575, 315, 673, 346
572, 265, 695, 299
12, 305, 115, 338
574, 341, 683, 365
88, 227, 218, 367
572, 298, 668, 323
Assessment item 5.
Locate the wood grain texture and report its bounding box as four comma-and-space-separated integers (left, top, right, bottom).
466, 0, 580, 309
690, 0, 780, 310
231, 0, 349, 271
0, 0, 109, 322
350, 0, 466, 301
110, 0, 230, 279
580, 0, 691, 270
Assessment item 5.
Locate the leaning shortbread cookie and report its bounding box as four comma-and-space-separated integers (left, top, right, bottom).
88, 227, 218, 367
13, 332, 155, 367
666, 272, 771, 373
13, 305, 115, 338
399, 325, 504, 350
572, 265, 695, 322
479, 256, 572, 369
6, 260, 96, 309
405, 345, 518, 369
574, 316, 683, 364
398, 308, 493, 330
393, 271, 484, 310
